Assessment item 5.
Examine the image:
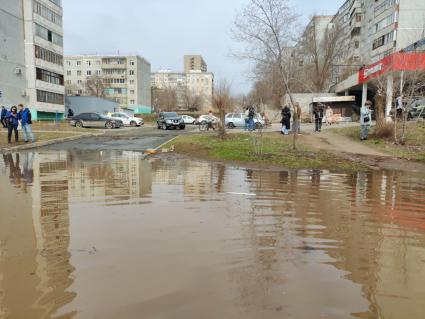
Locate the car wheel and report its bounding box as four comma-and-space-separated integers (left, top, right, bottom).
130, 121, 137, 127
162, 123, 168, 130
75, 121, 83, 128
180, 125, 186, 130
255, 123, 263, 130
105, 122, 114, 129
227, 122, 235, 129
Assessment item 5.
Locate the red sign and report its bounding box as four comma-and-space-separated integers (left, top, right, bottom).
359, 52, 425, 83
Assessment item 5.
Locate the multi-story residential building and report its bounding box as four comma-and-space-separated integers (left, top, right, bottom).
0, 0, 65, 120
64, 55, 151, 109
184, 55, 208, 73
151, 70, 214, 111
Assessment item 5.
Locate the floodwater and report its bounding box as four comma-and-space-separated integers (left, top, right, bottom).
1, 150, 425, 319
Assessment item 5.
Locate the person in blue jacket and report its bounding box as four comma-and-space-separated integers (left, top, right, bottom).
6, 106, 19, 144
18, 104, 35, 143
1, 106, 7, 128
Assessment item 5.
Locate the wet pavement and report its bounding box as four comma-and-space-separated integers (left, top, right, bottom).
1, 150, 425, 319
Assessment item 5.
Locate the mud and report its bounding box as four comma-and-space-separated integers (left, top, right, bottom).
1, 150, 425, 319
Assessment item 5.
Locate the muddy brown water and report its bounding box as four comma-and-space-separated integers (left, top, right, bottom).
1, 150, 425, 319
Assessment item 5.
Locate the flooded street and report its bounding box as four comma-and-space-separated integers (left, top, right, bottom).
1, 150, 425, 319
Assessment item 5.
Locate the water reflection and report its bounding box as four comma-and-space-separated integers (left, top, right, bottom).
0, 151, 424, 318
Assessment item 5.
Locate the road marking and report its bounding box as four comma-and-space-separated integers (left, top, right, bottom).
226, 192, 257, 197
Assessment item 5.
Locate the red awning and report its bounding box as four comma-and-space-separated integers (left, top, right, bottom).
359, 52, 425, 83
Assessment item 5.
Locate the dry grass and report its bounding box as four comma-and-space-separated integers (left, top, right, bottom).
0, 129, 80, 149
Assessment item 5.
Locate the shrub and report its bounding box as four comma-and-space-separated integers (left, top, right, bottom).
372, 124, 394, 139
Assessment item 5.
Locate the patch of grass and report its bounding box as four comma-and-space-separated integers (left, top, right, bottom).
166, 132, 367, 171
334, 124, 425, 162
0, 131, 80, 149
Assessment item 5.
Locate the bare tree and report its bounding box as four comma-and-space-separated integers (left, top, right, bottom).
213, 80, 232, 138
232, 0, 301, 149
152, 86, 178, 112
85, 75, 107, 98
184, 87, 204, 111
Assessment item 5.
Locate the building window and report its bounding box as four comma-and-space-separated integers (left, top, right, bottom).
130, 61, 135, 66
130, 80, 134, 85
66, 80, 71, 85
129, 70, 135, 76
96, 70, 101, 76
36, 68, 64, 85
87, 70, 92, 76
372, 30, 395, 50
76, 61, 81, 66
36, 90, 64, 104
130, 100, 135, 104
66, 61, 71, 66
96, 60, 101, 65
35, 23, 63, 46
355, 14, 362, 22
33, 1, 62, 26
77, 80, 82, 84
34, 45, 63, 65
354, 41, 360, 49
77, 71, 82, 76
77, 89, 83, 95
130, 90, 135, 94
67, 70, 71, 76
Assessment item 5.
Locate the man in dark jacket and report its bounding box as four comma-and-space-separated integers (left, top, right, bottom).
281, 105, 291, 135
1, 106, 7, 128
313, 105, 324, 132
18, 104, 35, 143
6, 106, 19, 144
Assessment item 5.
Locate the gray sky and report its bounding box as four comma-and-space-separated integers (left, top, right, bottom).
63, 0, 341, 94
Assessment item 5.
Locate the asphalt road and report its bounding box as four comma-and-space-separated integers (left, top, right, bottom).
42, 125, 196, 152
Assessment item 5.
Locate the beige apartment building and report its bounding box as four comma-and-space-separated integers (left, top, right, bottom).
64, 55, 151, 108
0, 0, 65, 120
184, 55, 208, 73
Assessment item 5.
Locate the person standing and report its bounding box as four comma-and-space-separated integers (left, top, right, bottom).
1, 106, 7, 128
6, 106, 19, 144
360, 100, 372, 141
281, 105, 291, 135
325, 105, 334, 126
18, 104, 35, 143
313, 105, 324, 132
293, 102, 302, 134
248, 106, 255, 131
244, 107, 250, 131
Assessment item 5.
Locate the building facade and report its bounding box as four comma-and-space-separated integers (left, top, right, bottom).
184, 55, 208, 73
0, 0, 65, 120
64, 55, 151, 109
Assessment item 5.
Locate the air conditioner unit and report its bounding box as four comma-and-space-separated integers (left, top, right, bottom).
15, 67, 22, 75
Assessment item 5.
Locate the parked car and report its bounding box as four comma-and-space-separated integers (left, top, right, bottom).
107, 112, 144, 127
225, 113, 265, 129
195, 114, 219, 125
407, 98, 425, 120
181, 115, 196, 124
157, 112, 185, 130
70, 113, 123, 129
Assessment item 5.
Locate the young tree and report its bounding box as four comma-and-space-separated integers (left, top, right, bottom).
184, 87, 204, 111
232, 0, 301, 149
152, 86, 178, 112
213, 80, 232, 139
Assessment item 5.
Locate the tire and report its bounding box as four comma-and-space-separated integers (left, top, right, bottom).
180, 125, 186, 130
75, 121, 83, 128
227, 122, 235, 129
162, 123, 168, 130
105, 122, 114, 129
130, 121, 137, 127
157, 122, 161, 129
255, 123, 263, 130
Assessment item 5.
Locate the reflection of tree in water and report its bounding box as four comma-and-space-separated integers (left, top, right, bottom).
233, 168, 425, 319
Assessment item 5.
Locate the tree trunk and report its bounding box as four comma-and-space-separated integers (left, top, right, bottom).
375, 93, 386, 130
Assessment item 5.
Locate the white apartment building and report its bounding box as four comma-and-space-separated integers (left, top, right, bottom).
151, 70, 214, 111
64, 55, 151, 109
0, 0, 65, 120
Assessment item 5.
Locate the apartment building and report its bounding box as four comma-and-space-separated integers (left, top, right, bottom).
151, 70, 214, 111
0, 0, 65, 119
184, 55, 208, 73
64, 55, 151, 109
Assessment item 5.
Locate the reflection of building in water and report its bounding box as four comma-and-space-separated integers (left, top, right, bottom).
0, 152, 75, 318
243, 169, 425, 318
67, 151, 152, 201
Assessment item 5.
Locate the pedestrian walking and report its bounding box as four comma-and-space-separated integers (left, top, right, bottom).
313, 105, 324, 132
6, 106, 19, 144
18, 104, 35, 143
396, 96, 403, 119
325, 105, 334, 126
360, 100, 372, 141
1, 106, 8, 128
68, 108, 74, 118
293, 102, 302, 134
248, 106, 255, 131
281, 105, 291, 135
244, 107, 249, 131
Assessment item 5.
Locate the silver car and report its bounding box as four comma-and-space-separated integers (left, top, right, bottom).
225, 113, 265, 129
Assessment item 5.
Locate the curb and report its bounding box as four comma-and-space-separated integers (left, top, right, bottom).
154, 136, 180, 151
0, 133, 100, 154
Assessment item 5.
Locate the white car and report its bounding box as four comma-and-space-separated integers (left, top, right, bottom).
225, 113, 265, 129
195, 114, 219, 125
108, 112, 144, 127
181, 115, 196, 124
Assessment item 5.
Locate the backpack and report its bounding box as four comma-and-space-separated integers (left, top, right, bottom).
248, 108, 255, 118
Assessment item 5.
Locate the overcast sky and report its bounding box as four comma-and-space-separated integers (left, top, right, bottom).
63, 0, 341, 94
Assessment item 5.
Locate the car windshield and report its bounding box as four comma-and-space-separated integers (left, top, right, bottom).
99, 115, 109, 119
164, 112, 178, 118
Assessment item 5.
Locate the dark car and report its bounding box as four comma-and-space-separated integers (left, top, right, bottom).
157, 112, 185, 130
407, 98, 425, 120
70, 113, 123, 129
